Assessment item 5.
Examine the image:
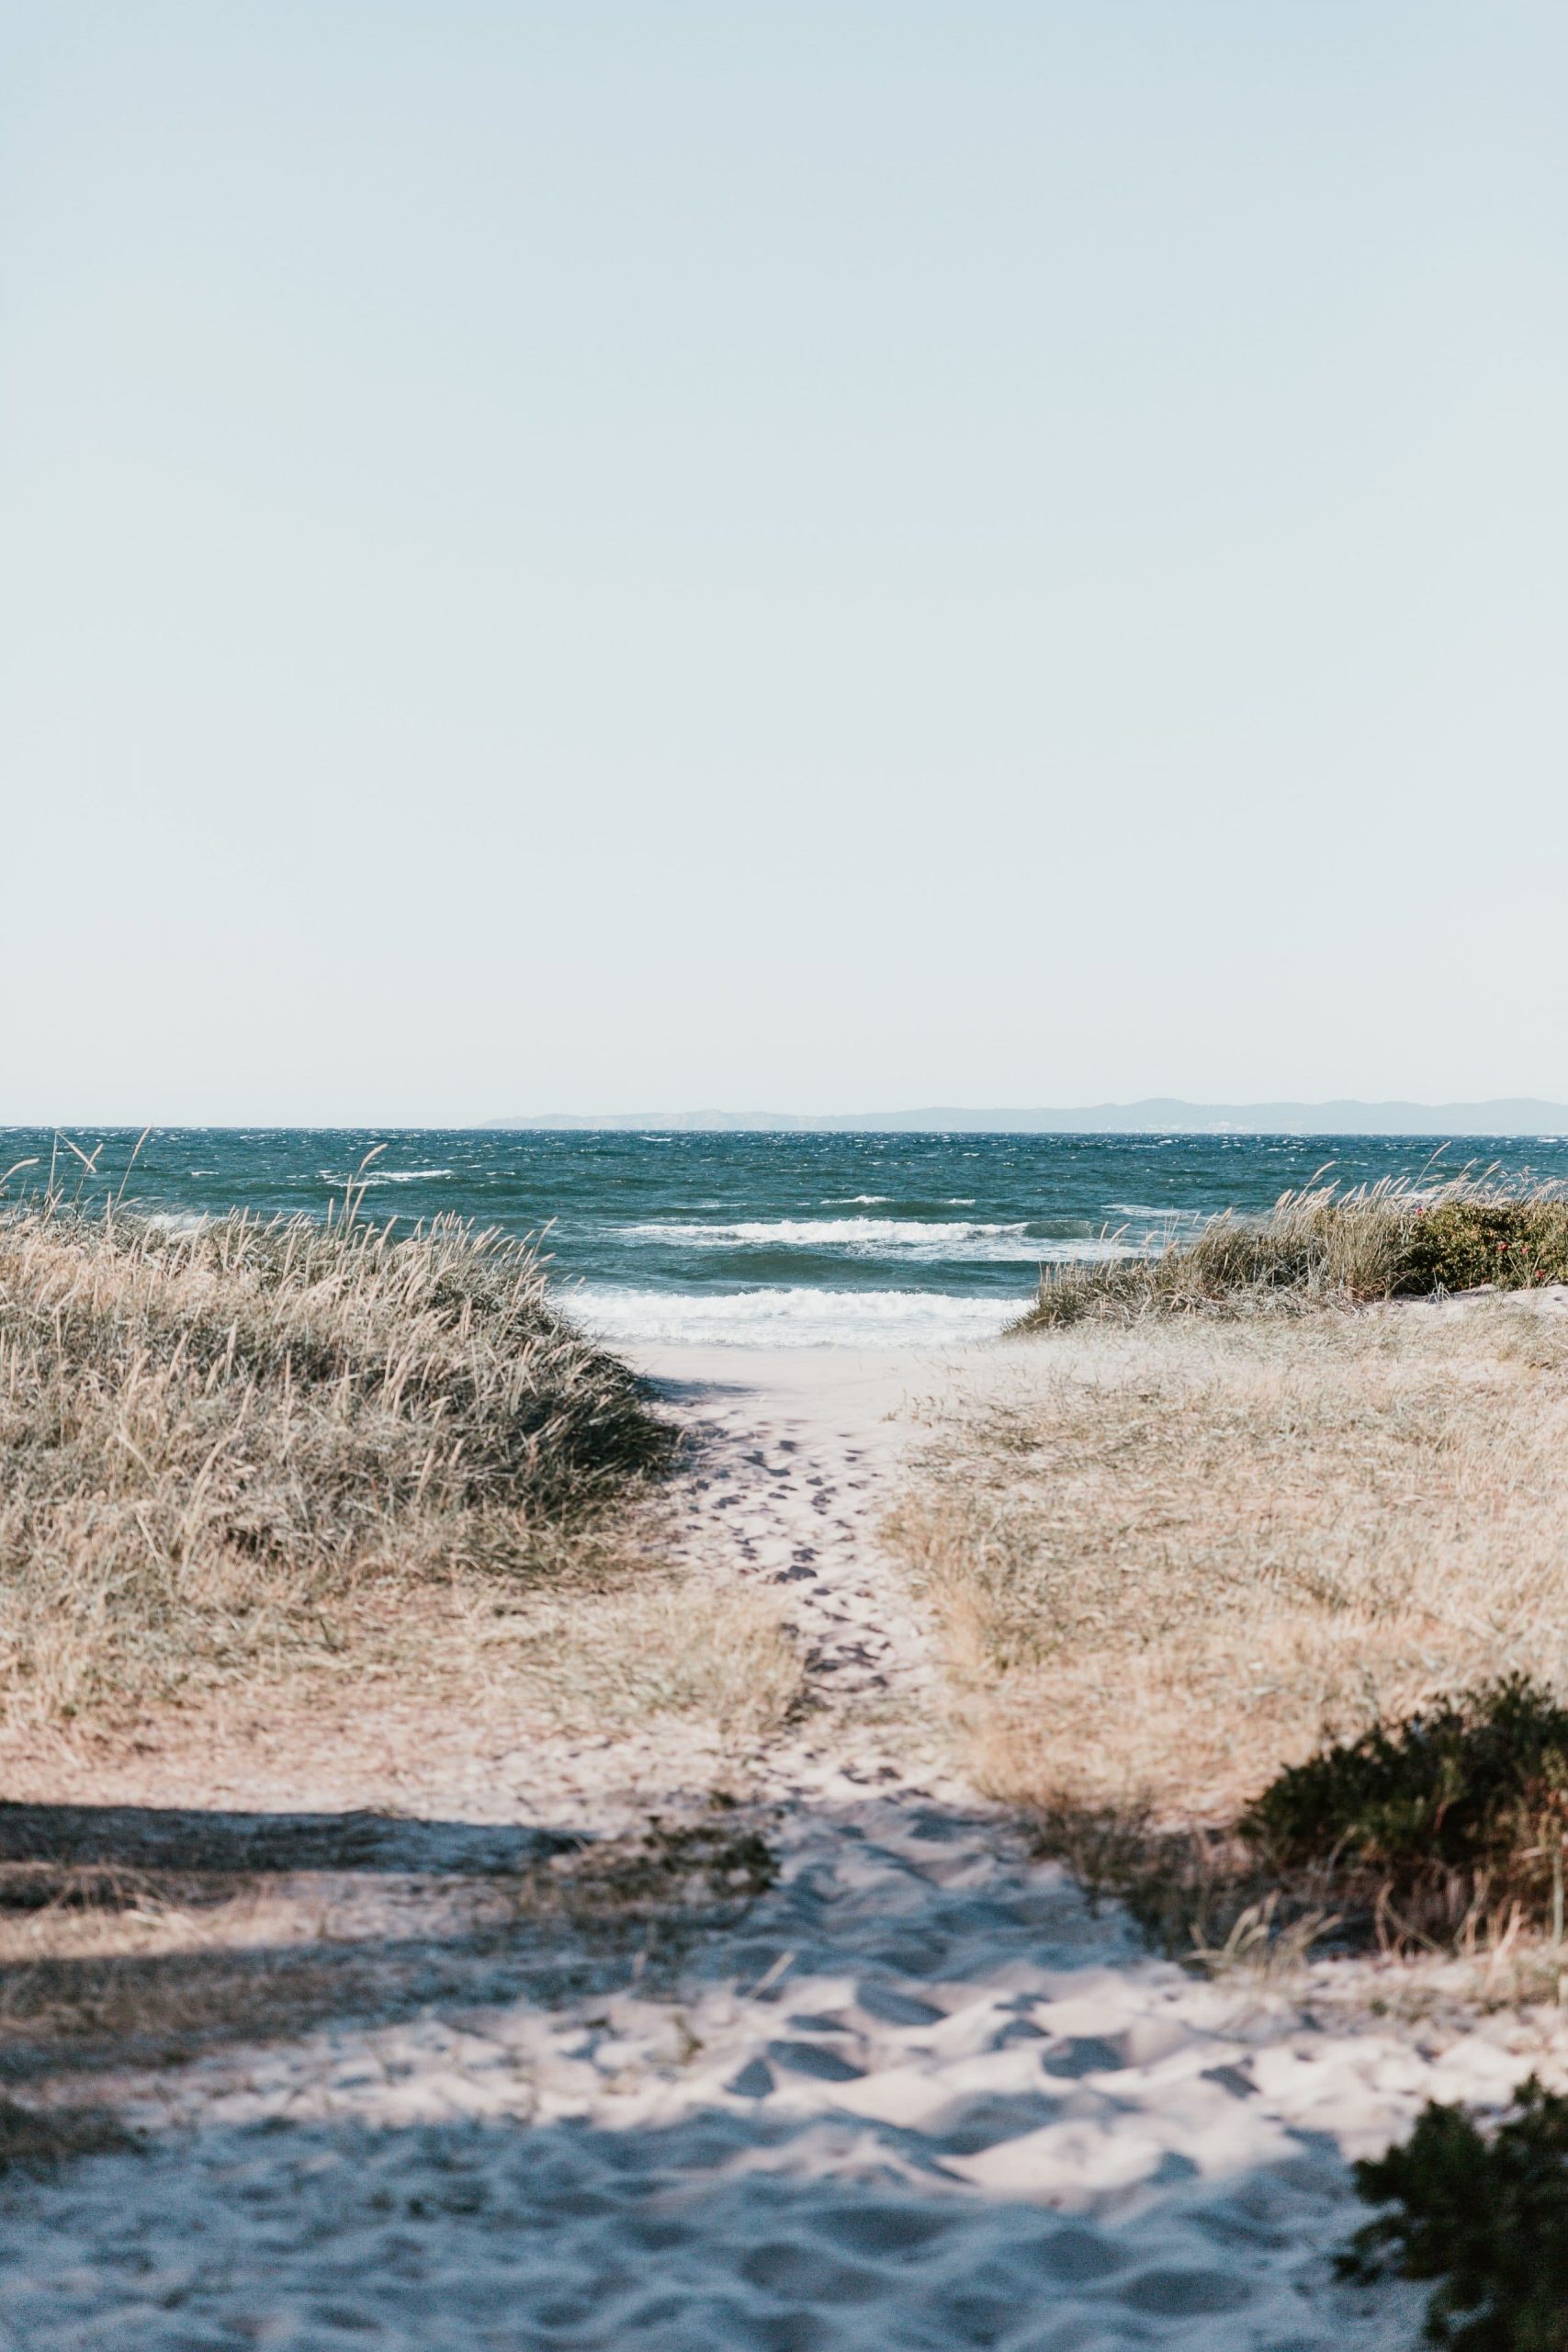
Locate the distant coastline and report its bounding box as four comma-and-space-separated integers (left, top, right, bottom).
485, 1098, 1568, 1137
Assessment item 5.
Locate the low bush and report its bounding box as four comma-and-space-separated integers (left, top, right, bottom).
1398, 1201, 1568, 1298
1342, 2075, 1568, 2349
1242, 1677, 1568, 1939
1017, 1180, 1568, 1329
1023, 1679, 1568, 1968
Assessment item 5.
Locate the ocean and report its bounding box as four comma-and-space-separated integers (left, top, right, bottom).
6, 1126, 1566, 1349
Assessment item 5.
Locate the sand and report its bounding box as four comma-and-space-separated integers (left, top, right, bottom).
4, 1340, 1566, 2348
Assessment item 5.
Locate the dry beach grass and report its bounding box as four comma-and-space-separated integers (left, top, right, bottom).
0, 1197, 800, 2069
0, 1197, 801, 1741
0, 1197, 659, 1722
891, 1175, 1568, 1929
889, 1299, 1568, 1846
1018, 1172, 1568, 1328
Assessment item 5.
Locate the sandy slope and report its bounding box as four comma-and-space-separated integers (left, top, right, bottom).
4, 1343, 1566, 2348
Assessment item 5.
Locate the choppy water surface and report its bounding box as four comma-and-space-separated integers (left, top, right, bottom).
6, 1128, 1565, 1349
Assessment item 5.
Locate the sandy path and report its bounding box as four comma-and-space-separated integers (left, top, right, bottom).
640, 1346, 952, 1785
6, 1345, 1565, 2348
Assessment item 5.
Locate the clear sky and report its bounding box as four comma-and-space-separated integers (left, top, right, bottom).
3, 2, 1565, 1123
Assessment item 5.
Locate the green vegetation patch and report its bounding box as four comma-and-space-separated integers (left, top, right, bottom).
1242, 1677, 1568, 1928
1342, 2076, 1568, 2349
1397, 1201, 1568, 1298
1035, 1680, 1568, 1968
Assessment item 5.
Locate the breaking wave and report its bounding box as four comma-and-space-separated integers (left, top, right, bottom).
568, 1285, 1021, 1351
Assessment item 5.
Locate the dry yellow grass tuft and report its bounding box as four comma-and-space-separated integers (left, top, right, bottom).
459, 1581, 805, 1737
1017, 1174, 1568, 1329
887, 1301, 1568, 1826
0, 1204, 800, 1750
0, 1202, 671, 1724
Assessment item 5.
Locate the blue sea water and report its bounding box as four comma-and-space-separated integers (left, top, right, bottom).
6, 1127, 1566, 1349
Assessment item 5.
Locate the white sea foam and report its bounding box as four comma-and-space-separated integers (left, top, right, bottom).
627, 1216, 1012, 1245
1103, 1201, 1201, 1219
568, 1284, 1019, 1350
623, 1217, 1146, 1264
819, 1193, 976, 1205
317, 1168, 454, 1186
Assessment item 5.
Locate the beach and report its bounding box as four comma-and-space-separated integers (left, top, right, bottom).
13, 0, 1567, 2327
7, 1317, 1568, 2347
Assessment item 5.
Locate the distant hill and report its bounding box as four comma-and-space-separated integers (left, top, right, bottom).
485, 1100, 1568, 1136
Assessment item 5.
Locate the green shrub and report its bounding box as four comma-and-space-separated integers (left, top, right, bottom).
1241, 1677, 1568, 1928
1395, 1202, 1568, 1297
1341, 2075, 1568, 2349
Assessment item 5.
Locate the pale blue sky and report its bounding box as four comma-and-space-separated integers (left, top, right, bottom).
3, 3, 1564, 1122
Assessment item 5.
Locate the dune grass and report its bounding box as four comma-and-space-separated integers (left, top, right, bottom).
887, 1296, 1568, 1951
1018, 1177, 1568, 1329
0, 1192, 807, 2091
0, 1201, 801, 1741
